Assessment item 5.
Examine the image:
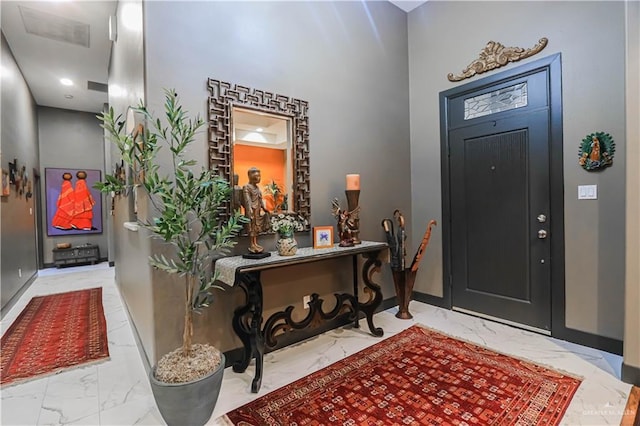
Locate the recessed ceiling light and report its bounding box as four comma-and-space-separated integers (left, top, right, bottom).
256, 127, 264, 132
64, 94, 73, 99
60, 78, 73, 86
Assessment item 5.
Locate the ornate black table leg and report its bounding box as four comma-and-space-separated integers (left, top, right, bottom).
352, 255, 360, 328
359, 251, 384, 337
231, 271, 265, 392
251, 314, 264, 393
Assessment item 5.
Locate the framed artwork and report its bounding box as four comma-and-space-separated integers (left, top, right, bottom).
45, 168, 103, 236
313, 226, 334, 249
1, 169, 9, 196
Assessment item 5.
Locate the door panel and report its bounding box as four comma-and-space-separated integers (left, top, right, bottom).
450, 107, 551, 330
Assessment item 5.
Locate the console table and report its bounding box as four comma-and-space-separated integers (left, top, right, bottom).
52, 244, 100, 267
215, 240, 388, 393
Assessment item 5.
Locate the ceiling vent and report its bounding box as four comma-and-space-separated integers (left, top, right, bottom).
19, 6, 90, 48
87, 81, 108, 93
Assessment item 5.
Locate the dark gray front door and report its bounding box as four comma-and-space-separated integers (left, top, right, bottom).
447, 69, 552, 331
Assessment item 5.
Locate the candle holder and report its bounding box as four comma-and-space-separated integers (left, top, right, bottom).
345, 189, 361, 245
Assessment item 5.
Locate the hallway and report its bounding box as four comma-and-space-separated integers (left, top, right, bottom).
0, 264, 633, 425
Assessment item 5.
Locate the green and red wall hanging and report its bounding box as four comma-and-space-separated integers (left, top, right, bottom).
579, 131, 615, 171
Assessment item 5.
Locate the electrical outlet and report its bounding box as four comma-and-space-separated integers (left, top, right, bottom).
303, 295, 311, 309
18, 268, 22, 278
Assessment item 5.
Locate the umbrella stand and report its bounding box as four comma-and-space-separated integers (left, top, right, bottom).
392, 269, 417, 319
384, 218, 437, 320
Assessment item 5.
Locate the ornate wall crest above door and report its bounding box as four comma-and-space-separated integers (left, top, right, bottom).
448, 38, 548, 82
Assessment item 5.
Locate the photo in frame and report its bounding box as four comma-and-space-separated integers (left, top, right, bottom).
45, 168, 103, 236
313, 226, 334, 249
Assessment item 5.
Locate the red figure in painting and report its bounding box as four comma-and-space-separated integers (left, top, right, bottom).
71, 170, 95, 230
52, 172, 75, 230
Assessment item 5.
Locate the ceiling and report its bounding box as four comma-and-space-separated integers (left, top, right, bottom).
1, 1, 426, 115
388, 1, 428, 12
1, 1, 116, 114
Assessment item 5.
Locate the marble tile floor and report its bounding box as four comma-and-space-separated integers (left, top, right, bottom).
0, 263, 633, 425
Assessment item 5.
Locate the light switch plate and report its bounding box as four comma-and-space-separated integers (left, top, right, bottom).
578, 184, 597, 200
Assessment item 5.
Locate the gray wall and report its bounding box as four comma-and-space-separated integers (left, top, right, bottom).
111, 0, 632, 365
38, 107, 108, 265
105, 0, 153, 361
408, 1, 626, 339
131, 0, 412, 361
1, 33, 40, 312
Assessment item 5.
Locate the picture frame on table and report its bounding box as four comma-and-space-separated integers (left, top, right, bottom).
313, 226, 334, 249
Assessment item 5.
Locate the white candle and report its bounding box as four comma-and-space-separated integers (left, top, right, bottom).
346, 174, 360, 190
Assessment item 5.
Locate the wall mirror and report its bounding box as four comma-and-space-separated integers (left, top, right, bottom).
207, 79, 310, 232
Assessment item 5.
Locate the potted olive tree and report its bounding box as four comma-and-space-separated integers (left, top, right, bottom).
96, 89, 245, 426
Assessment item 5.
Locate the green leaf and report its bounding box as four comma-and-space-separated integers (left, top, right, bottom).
97, 89, 241, 351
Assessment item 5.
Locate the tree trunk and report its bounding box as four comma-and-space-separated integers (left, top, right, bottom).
182, 274, 193, 356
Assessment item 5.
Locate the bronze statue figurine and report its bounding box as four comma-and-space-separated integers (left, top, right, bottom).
331, 198, 359, 247
242, 167, 271, 255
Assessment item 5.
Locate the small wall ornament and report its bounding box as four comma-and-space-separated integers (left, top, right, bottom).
579, 132, 615, 171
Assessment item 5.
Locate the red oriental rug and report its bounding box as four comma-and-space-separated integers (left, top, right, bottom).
622, 386, 640, 426
1, 288, 109, 387
222, 325, 582, 425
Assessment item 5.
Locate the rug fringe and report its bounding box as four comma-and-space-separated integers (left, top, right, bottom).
1, 356, 111, 389
412, 323, 585, 381
216, 415, 236, 425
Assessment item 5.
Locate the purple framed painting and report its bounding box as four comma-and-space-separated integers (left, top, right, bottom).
45, 168, 103, 236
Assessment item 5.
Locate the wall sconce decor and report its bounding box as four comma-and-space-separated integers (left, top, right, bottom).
1, 169, 9, 197
8, 159, 16, 184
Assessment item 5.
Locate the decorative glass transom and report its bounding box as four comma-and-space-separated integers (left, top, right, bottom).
464, 82, 528, 120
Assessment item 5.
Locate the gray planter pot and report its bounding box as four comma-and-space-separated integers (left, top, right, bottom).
149, 353, 225, 426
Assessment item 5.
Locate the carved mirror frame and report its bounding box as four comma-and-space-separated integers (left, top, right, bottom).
207, 78, 310, 228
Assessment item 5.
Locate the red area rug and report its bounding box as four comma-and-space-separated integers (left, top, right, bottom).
222, 325, 581, 425
622, 386, 640, 426
1, 288, 109, 387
